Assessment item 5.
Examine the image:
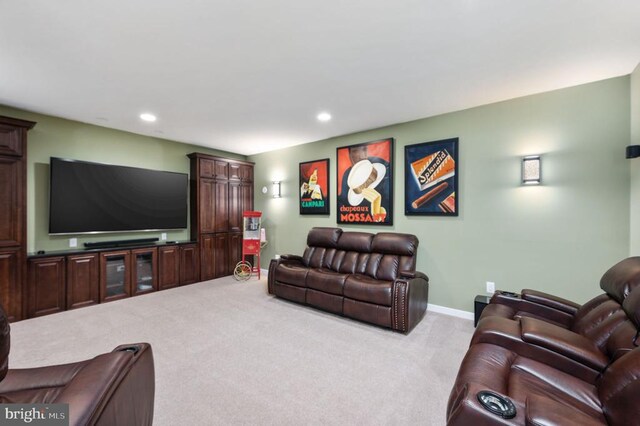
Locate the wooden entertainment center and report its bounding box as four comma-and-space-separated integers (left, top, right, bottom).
0, 115, 254, 321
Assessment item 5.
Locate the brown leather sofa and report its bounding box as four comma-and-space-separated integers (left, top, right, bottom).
0, 305, 155, 425
479, 256, 640, 329
268, 227, 429, 333
447, 259, 640, 425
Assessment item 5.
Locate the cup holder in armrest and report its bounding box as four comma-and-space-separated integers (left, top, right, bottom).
477, 390, 516, 419
498, 291, 519, 298
118, 345, 140, 354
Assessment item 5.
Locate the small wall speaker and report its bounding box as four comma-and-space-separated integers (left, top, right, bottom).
626, 145, 640, 159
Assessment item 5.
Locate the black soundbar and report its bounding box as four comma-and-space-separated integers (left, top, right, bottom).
84, 237, 159, 249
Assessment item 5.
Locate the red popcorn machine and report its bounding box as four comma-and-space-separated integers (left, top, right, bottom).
234, 211, 266, 280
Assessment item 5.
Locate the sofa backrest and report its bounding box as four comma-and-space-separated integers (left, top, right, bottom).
598, 286, 640, 425
0, 304, 10, 382
571, 257, 640, 348
302, 227, 418, 281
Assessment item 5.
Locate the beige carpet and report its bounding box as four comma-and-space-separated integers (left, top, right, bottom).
9, 276, 474, 425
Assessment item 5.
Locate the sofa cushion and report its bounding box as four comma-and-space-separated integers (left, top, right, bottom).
275, 263, 309, 287
307, 227, 342, 248
344, 274, 393, 306
600, 256, 640, 304
306, 269, 349, 295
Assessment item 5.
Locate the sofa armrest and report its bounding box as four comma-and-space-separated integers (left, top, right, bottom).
392, 272, 429, 334
472, 316, 602, 383
488, 292, 574, 328
447, 382, 526, 425
280, 254, 304, 263
520, 317, 608, 371
525, 395, 605, 426
267, 256, 306, 294
521, 289, 580, 315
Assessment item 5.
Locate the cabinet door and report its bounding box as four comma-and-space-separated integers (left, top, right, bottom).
214, 233, 230, 278
158, 245, 180, 290
229, 163, 241, 180
240, 164, 253, 182
67, 253, 99, 310
199, 178, 216, 233
0, 123, 24, 157
200, 234, 215, 281
0, 248, 23, 321
0, 157, 23, 247
241, 183, 254, 213
27, 257, 65, 318
132, 248, 158, 295
180, 244, 200, 285
199, 158, 215, 178
228, 181, 241, 232
214, 161, 229, 180
228, 233, 243, 274
215, 181, 229, 232
100, 250, 131, 302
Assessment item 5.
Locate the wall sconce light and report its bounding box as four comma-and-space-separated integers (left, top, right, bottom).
272, 181, 281, 198
626, 145, 640, 159
522, 155, 541, 185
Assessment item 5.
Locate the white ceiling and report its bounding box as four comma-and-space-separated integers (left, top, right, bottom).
1, 1, 639, 156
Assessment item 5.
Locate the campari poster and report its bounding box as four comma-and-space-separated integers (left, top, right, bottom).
336, 138, 394, 226
299, 158, 330, 215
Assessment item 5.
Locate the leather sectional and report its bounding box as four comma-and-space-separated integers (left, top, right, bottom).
0, 305, 155, 425
447, 257, 640, 425
268, 227, 429, 333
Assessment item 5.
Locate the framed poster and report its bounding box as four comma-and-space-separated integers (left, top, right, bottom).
404, 137, 459, 216
336, 138, 394, 225
299, 158, 330, 215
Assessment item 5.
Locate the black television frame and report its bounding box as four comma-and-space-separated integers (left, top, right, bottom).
48, 157, 189, 235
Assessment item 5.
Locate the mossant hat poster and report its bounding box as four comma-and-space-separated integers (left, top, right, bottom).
404, 137, 459, 216
336, 138, 394, 225
299, 158, 330, 215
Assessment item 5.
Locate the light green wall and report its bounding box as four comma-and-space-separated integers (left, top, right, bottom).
249, 77, 631, 312
0, 105, 245, 253
630, 63, 640, 255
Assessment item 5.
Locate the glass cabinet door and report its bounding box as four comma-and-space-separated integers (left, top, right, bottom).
100, 251, 131, 302
132, 248, 157, 295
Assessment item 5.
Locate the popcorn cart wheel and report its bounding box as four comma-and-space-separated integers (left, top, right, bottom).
233, 261, 252, 281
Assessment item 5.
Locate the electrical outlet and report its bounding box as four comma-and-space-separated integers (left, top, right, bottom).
486, 281, 495, 293
161, 233, 167, 241
275, 254, 281, 260
69, 238, 78, 248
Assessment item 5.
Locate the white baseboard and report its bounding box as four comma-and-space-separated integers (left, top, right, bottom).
261, 268, 269, 277
427, 303, 474, 321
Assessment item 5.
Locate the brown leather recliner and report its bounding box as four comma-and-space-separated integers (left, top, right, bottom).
268, 227, 429, 333
480, 257, 640, 328
446, 283, 640, 425
0, 305, 155, 425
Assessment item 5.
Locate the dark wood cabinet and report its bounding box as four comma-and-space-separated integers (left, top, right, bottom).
200, 234, 215, 281
214, 233, 229, 278
26, 257, 65, 318
199, 179, 216, 233
229, 232, 243, 274
0, 116, 35, 322
66, 253, 99, 310
188, 153, 254, 279
158, 245, 180, 290
180, 244, 199, 285
0, 249, 23, 322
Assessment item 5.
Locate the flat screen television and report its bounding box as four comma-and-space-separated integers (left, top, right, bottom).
49, 157, 188, 235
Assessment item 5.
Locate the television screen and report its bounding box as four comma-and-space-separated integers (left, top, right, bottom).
49, 157, 188, 234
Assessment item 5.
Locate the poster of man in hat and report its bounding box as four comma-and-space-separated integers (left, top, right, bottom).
336, 138, 393, 225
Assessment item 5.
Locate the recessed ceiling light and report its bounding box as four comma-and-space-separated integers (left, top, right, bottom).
140, 113, 157, 122
317, 112, 332, 122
